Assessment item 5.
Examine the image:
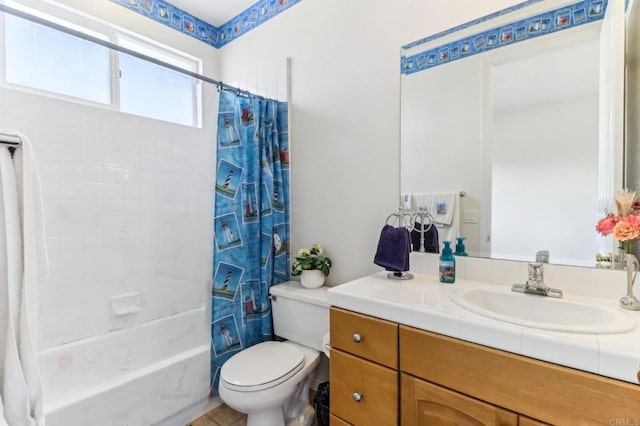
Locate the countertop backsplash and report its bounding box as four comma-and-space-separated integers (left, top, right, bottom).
409, 253, 627, 301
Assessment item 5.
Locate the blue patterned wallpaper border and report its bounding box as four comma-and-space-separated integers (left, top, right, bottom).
216, 0, 302, 47
401, 0, 544, 51
401, 0, 607, 75
110, 0, 303, 49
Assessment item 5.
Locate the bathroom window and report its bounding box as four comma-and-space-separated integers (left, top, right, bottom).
3, 9, 111, 105
0, 0, 202, 127
118, 37, 200, 127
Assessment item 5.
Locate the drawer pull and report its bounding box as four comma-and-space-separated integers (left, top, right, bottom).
352, 333, 362, 343
352, 392, 363, 402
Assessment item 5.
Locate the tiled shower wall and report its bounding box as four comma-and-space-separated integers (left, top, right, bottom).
0, 84, 219, 424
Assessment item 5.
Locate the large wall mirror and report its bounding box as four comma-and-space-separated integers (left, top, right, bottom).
400, 0, 629, 267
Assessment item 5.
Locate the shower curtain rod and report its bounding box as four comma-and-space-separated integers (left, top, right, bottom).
0, 3, 278, 101
0, 132, 22, 147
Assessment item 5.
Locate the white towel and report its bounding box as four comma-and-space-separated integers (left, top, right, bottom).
431, 192, 457, 225
0, 146, 32, 426
12, 131, 49, 282
400, 193, 412, 211
0, 131, 48, 426
412, 193, 433, 213
432, 192, 460, 243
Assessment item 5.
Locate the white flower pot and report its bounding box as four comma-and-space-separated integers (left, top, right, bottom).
300, 270, 325, 289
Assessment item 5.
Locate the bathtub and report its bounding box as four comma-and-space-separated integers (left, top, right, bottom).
38, 306, 220, 425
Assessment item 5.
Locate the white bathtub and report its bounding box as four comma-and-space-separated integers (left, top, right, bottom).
39, 306, 220, 425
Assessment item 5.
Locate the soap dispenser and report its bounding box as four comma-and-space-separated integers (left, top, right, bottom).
439, 241, 456, 284
454, 237, 468, 256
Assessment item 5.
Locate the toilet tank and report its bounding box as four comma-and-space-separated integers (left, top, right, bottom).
269, 282, 329, 351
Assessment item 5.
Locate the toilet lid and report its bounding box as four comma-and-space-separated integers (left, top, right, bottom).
221, 341, 305, 392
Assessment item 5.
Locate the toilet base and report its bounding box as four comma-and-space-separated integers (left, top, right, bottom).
247, 407, 284, 426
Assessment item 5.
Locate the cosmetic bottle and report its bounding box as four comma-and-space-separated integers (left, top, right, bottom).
439, 241, 456, 284
454, 237, 468, 256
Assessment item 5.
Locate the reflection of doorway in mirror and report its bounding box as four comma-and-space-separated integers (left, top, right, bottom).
490, 39, 600, 267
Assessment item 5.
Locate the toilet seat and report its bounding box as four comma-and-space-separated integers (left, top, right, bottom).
221, 341, 305, 392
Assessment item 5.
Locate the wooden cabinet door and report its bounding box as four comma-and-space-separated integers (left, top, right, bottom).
400, 326, 640, 424
330, 414, 351, 425
518, 416, 550, 426
401, 373, 517, 426
330, 349, 398, 425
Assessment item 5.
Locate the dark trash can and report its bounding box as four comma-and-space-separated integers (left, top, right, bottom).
313, 381, 330, 426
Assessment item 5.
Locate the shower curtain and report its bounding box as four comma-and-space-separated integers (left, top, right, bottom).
211, 89, 290, 394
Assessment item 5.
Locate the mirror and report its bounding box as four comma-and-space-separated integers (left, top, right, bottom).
400, 0, 625, 267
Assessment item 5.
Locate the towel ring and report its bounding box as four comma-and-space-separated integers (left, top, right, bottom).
410, 211, 434, 253
411, 211, 434, 233
386, 212, 412, 229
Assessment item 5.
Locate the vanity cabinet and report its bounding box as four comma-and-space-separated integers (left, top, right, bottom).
400, 325, 640, 425
329, 308, 640, 425
329, 307, 399, 425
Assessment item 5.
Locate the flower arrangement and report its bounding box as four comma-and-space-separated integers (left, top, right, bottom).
596, 189, 640, 254
291, 243, 332, 276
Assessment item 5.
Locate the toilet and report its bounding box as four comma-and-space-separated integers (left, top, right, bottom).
218, 282, 329, 426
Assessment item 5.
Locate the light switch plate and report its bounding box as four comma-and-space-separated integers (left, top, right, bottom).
463, 209, 478, 224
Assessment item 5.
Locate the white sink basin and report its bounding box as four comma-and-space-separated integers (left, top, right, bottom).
450, 287, 637, 334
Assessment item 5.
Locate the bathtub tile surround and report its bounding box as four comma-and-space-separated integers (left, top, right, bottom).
0, 80, 218, 423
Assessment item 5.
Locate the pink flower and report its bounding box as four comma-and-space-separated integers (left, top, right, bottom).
612, 220, 640, 241
626, 214, 640, 226
596, 214, 619, 236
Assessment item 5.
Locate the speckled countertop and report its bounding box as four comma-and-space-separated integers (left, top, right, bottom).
327, 272, 640, 384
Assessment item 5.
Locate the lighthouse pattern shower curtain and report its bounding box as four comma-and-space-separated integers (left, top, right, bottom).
211, 89, 290, 394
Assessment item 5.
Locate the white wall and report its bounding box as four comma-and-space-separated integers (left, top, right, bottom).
219, 0, 523, 285
492, 97, 599, 265
1, 1, 222, 423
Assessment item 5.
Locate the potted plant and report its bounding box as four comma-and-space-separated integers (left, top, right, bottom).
291, 243, 332, 288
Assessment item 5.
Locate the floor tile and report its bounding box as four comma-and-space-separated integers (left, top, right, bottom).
187, 415, 218, 426
206, 404, 245, 425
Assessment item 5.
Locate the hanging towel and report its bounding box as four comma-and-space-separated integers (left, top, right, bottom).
12, 131, 49, 282
401, 193, 412, 211
0, 130, 48, 426
373, 225, 411, 272
411, 223, 439, 253
433, 192, 460, 243
412, 193, 433, 214
0, 146, 32, 426
431, 192, 457, 225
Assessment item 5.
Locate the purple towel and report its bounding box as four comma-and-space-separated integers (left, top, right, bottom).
411, 222, 439, 253
373, 225, 411, 272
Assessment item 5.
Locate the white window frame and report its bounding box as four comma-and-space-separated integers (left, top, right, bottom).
0, 0, 203, 127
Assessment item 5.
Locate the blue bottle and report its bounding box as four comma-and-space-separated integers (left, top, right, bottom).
439, 241, 456, 284
454, 237, 468, 256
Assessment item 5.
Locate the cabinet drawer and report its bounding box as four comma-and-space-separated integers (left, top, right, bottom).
330, 307, 398, 368
330, 414, 351, 425
330, 349, 398, 426
400, 325, 640, 425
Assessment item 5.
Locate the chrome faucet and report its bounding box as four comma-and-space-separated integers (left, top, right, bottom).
512, 262, 563, 298
535, 250, 549, 264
